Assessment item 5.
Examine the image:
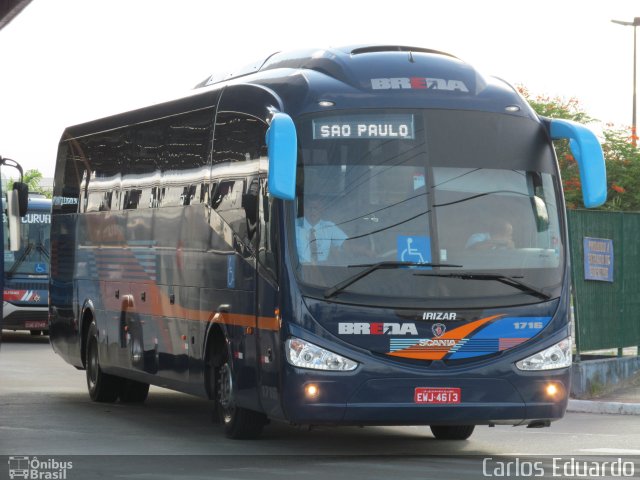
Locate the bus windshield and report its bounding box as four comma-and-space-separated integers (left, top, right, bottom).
291, 109, 563, 307
3, 208, 50, 277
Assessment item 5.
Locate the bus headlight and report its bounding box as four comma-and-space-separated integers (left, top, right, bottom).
285, 337, 358, 371
515, 337, 572, 371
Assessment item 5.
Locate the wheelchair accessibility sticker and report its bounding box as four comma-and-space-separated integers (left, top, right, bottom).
397, 236, 431, 264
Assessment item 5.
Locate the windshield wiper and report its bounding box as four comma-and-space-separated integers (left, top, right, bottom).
412, 272, 551, 300
7, 242, 34, 277
323, 261, 463, 299
35, 242, 50, 260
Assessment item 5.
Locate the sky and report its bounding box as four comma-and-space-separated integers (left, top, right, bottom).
0, 0, 639, 179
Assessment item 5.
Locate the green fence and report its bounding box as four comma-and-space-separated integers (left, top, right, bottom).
568, 210, 640, 353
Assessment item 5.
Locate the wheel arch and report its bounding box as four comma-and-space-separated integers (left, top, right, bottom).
203, 323, 228, 400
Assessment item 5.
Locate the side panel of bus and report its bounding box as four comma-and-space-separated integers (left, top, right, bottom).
51, 85, 285, 417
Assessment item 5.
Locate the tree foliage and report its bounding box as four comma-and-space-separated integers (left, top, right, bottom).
518, 86, 640, 211
6, 169, 52, 198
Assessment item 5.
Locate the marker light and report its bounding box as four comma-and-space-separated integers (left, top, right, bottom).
285, 337, 358, 371
515, 337, 572, 371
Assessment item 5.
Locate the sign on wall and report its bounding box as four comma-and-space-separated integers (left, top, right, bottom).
583, 237, 614, 282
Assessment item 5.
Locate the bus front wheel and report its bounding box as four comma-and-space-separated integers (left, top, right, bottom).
217, 352, 267, 439
119, 379, 149, 403
86, 321, 121, 403
430, 425, 475, 440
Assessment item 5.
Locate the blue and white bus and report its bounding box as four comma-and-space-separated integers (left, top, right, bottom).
49, 46, 606, 440
1, 156, 31, 344
2, 195, 51, 336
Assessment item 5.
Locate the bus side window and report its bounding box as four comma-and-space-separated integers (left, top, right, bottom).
212, 112, 268, 249
258, 177, 278, 280
124, 123, 163, 210
161, 108, 215, 207
84, 130, 127, 213
243, 177, 259, 244
213, 179, 247, 242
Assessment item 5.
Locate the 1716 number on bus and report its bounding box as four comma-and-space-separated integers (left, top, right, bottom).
414, 387, 461, 404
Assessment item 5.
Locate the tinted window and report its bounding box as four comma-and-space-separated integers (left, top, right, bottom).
211, 112, 267, 248
122, 121, 163, 210
84, 130, 129, 212
161, 109, 215, 207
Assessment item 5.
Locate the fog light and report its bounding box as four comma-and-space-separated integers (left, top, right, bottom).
305, 384, 320, 399
545, 382, 564, 399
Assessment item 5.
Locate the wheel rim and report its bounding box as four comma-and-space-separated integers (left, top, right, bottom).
218, 362, 235, 423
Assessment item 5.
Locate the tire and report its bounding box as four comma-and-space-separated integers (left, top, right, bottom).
430, 425, 475, 440
119, 379, 149, 403
86, 321, 121, 402
216, 348, 267, 439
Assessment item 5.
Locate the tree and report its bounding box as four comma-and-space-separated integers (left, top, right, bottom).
6, 168, 51, 198
519, 86, 640, 211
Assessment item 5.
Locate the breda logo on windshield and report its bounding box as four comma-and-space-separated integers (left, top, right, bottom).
371, 77, 469, 92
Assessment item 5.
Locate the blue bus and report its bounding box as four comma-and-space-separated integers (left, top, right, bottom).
49, 46, 606, 440
1, 156, 30, 346
2, 194, 51, 336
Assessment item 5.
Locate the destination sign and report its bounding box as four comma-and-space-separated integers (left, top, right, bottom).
313, 114, 414, 140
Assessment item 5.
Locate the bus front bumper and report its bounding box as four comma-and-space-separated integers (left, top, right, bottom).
281, 369, 570, 427
2, 302, 49, 331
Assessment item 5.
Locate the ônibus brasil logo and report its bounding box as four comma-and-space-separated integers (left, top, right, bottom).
8, 456, 73, 480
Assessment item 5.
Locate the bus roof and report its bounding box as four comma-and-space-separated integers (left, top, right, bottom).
61, 45, 536, 141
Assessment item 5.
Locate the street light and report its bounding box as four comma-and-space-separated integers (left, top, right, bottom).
612, 17, 640, 147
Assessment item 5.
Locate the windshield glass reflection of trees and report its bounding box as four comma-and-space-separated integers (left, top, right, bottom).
292, 110, 563, 305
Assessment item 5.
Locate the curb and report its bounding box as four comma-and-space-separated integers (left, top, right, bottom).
568, 399, 640, 416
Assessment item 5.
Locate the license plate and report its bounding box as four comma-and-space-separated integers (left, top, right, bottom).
25, 321, 47, 329
414, 387, 461, 404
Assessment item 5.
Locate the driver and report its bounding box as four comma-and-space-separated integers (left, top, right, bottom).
296, 195, 347, 263
466, 219, 515, 250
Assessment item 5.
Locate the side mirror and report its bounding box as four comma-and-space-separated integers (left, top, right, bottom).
532, 196, 549, 231
547, 118, 607, 208
6, 188, 22, 251
266, 113, 297, 200
13, 182, 28, 217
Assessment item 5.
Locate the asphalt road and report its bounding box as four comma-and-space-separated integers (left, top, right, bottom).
1, 331, 640, 479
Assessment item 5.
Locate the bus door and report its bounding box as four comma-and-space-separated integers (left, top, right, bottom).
255, 177, 282, 416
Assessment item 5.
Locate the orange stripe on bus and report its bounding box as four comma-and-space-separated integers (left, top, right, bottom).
209, 311, 280, 331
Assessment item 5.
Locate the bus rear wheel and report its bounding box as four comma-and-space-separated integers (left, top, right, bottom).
430, 425, 475, 440
217, 354, 267, 439
86, 322, 121, 403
